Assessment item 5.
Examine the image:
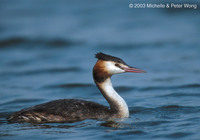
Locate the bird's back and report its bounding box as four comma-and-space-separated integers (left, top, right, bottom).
7, 99, 112, 123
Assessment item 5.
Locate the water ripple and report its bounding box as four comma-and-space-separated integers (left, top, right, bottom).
0, 99, 43, 106
0, 37, 83, 48
165, 132, 193, 138
115, 86, 134, 92
136, 120, 170, 127
0, 67, 81, 76
140, 83, 200, 91
130, 105, 200, 115
159, 92, 200, 97
122, 130, 146, 135
46, 83, 93, 89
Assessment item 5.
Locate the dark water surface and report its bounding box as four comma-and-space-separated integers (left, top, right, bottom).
1, 0, 200, 139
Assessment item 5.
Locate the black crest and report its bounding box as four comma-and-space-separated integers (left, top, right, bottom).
95, 52, 127, 65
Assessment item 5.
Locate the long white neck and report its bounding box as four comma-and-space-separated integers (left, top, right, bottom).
96, 78, 129, 118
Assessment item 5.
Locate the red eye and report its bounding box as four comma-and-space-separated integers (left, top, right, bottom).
115, 63, 120, 67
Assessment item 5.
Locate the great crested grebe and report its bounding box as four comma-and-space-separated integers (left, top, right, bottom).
8, 52, 145, 123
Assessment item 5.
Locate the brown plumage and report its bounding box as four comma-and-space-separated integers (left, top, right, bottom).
8, 99, 114, 123
93, 60, 110, 83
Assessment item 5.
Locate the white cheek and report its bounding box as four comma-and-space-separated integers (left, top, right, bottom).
105, 62, 125, 74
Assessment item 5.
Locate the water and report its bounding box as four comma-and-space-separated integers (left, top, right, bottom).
0, 0, 200, 139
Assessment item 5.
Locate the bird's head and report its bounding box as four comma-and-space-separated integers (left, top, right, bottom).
93, 52, 145, 83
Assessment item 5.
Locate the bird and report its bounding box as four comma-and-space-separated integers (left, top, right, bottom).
7, 52, 145, 123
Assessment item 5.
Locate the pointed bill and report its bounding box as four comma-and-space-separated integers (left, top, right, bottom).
123, 67, 146, 73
